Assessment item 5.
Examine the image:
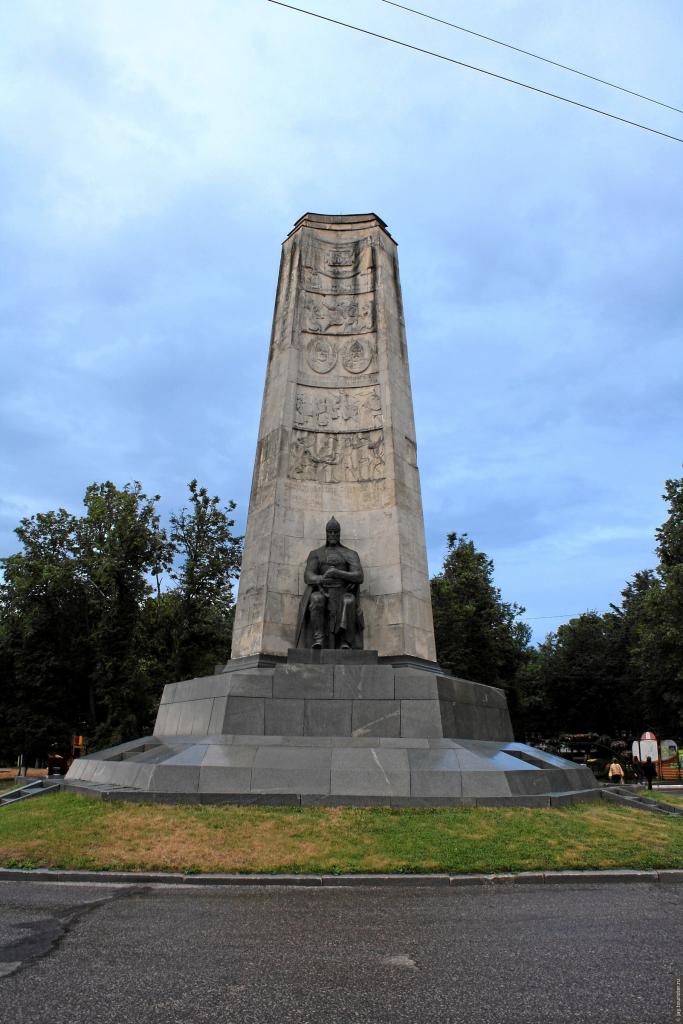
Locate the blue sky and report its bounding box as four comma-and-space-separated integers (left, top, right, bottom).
1, 0, 681, 642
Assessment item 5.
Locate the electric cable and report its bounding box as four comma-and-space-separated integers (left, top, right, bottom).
266, 1, 683, 144
379, 0, 683, 116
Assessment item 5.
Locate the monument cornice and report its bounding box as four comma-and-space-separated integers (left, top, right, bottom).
286, 211, 395, 242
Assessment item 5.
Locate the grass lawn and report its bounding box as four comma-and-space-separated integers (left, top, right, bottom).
0, 793, 681, 875
642, 789, 683, 808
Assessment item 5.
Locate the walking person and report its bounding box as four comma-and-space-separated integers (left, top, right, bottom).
632, 755, 643, 785
607, 757, 625, 784
642, 756, 657, 791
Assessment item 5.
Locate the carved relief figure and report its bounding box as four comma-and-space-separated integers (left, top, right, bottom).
304, 296, 373, 335
367, 434, 385, 480
288, 430, 385, 483
342, 337, 374, 374
295, 517, 364, 650
289, 432, 340, 483
341, 392, 360, 427
306, 337, 337, 374
364, 386, 382, 428
293, 386, 382, 434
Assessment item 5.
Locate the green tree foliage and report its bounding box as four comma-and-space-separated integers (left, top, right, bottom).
656, 476, 683, 571
516, 473, 683, 740
77, 482, 172, 745
517, 612, 632, 738
431, 533, 531, 689
0, 481, 241, 761
149, 480, 241, 684
626, 476, 683, 734
0, 508, 90, 760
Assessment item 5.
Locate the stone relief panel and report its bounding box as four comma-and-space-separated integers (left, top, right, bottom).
288, 429, 385, 483
341, 336, 374, 374
305, 337, 338, 374
303, 295, 374, 335
304, 335, 378, 378
303, 268, 374, 295
304, 239, 374, 278
294, 385, 383, 433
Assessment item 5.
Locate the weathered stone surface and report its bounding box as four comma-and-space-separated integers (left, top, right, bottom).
224, 697, 264, 736
66, 733, 600, 805
208, 697, 228, 734
198, 746, 256, 793
400, 699, 443, 738
251, 746, 332, 794
178, 699, 214, 736
439, 699, 514, 742
395, 669, 439, 700
231, 214, 436, 661
351, 699, 401, 738
304, 699, 352, 736
330, 747, 410, 797
228, 670, 274, 698
265, 698, 304, 736
273, 664, 334, 699
333, 665, 395, 700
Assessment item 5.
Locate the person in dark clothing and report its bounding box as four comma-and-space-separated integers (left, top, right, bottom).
632, 756, 643, 784
642, 756, 657, 790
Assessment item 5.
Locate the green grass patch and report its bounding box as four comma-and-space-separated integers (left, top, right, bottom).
641, 789, 683, 808
0, 793, 681, 874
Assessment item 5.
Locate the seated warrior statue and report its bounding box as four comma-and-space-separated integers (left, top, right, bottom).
295, 517, 364, 649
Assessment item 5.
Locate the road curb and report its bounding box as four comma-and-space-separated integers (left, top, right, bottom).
0, 867, 681, 887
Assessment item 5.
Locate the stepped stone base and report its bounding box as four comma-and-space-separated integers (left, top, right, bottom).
66, 652, 599, 806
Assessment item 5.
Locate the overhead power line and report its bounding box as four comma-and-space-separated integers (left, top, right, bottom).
526, 614, 588, 621
267, 1, 683, 144
380, 0, 683, 116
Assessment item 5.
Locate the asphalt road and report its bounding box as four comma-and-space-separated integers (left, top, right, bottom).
0, 880, 680, 1024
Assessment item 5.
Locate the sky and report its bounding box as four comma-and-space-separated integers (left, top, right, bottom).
1, 0, 682, 643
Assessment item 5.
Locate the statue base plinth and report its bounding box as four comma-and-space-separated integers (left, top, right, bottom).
65, 653, 599, 806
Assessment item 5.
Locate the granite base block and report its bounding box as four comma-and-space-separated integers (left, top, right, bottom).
67, 654, 600, 806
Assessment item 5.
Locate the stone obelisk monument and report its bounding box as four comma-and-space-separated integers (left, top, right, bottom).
231, 213, 435, 662
65, 214, 598, 807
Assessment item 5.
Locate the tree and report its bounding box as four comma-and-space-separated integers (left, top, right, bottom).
157, 480, 242, 682
520, 473, 683, 741
0, 479, 241, 762
0, 508, 90, 761
655, 475, 683, 572
75, 482, 173, 746
625, 474, 683, 734
524, 611, 632, 737
430, 532, 531, 688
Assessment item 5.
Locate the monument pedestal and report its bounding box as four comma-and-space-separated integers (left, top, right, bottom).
65, 653, 598, 806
